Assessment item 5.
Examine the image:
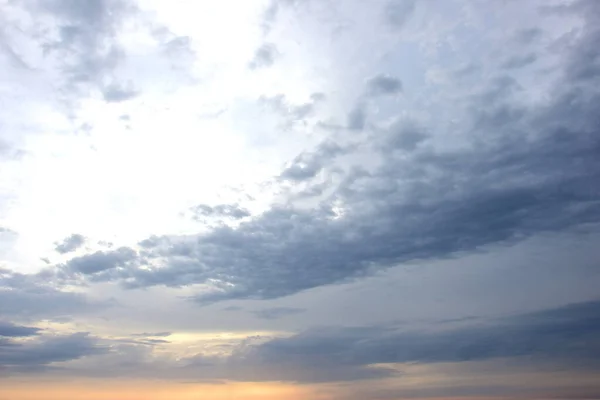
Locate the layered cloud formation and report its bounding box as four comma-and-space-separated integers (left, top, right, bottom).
1, 0, 599, 398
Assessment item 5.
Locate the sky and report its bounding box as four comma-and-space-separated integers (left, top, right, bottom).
1, 0, 600, 399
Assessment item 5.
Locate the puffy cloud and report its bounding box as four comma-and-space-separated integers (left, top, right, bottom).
31, 0, 136, 95
279, 141, 347, 182
31, 0, 600, 309
249, 43, 278, 69
65, 247, 137, 275
54, 233, 86, 254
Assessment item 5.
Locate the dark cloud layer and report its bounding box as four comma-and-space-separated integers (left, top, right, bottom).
48, 1, 600, 305
215, 299, 600, 382
2, 299, 599, 384
0, 332, 107, 373
1, 267, 101, 320
0, 321, 41, 337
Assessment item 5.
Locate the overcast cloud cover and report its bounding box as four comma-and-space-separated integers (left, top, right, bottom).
1, 0, 600, 399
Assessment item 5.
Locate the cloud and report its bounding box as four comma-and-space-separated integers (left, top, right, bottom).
346, 74, 402, 131
33, 0, 136, 93
0, 332, 107, 373
61, 36, 600, 302
280, 141, 347, 182
190, 204, 251, 222
366, 74, 403, 96
101, 82, 139, 102
32, 0, 600, 307
131, 332, 172, 337
249, 43, 278, 69
0, 268, 103, 320
376, 117, 428, 152
65, 247, 137, 275
222, 299, 600, 382
0, 321, 41, 337
258, 93, 323, 127
383, 0, 416, 29
502, 53, 537, 69
346, 103, 367, 131
222, 306, 243, 312
252, 307, 305, 320
54, 233, 86, 254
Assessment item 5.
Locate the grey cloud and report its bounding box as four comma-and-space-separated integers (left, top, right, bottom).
9, 0, 193, 106
249, 43, 278, 69
502, 53, 537, 69
280, 141, 347, 182
384, 0, 416, 29
0, 226, 17, 237
310, 92, 326, 102
66, 247, 137, 275
376, 117, 428, 152
222, 306, 243, 312
0, 140, 10, 156
4, 301, 598, 383
252, 307, 304, 320
191, 204, 250, 222
138, 235, 164, 249
346, 103, 367, 131
0, 139, 24, 160
131, 332, 171, 337
161, 35, 193, 58
226, 300, 600, 382
1, 268, 102, 320
0, 322, 41, 337
54, 233, 86, 254
261, 0, 300, 35
51, 0, 600, 305
514, 28, 542, 44
562, 1, 600, 82
366, 74, 403, 96
77, 71, 600, 303
259, 94, 320, 124
0, 332, 107, 373
35, 0, 135, 90
115, 338, 170, 346
101, 82, 139, 102
151, 28, 196, 72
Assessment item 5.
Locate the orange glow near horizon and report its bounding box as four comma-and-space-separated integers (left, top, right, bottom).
0, 380, 334, 400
